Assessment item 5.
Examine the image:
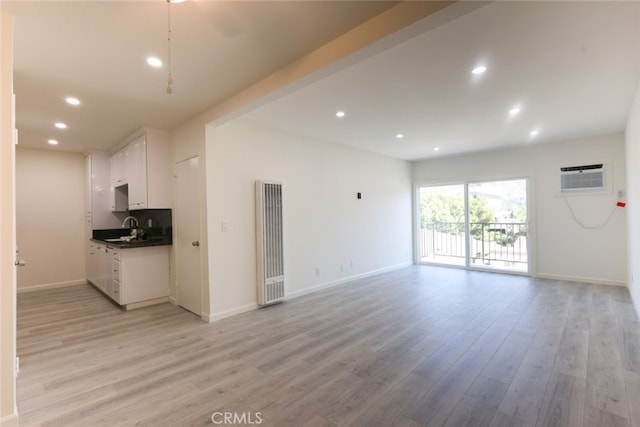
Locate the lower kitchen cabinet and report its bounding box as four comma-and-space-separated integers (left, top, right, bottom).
113, 246, 169, 305
87, 242, 169, 307
87, 242, 101, 290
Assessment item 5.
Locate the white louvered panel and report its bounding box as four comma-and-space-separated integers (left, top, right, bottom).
256, 181, 285, 306
560, 164, 605, 191
560, 171, 604, 190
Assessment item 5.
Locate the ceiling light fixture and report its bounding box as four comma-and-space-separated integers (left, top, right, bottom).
530, 129, 540, 137
65, 97, 80, 106
509, 107, 521, 116
471, 65, 487, 75
48, 139, 59, 145
336, 111, 345, 118
396, 134, 404, 139
54, 122, 67, 129
434, 147, 440, 151
166, 0, 174, 94
147, 57, 162, 68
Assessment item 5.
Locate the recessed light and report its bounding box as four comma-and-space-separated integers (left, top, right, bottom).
147, 57, 163, 68
336, 111, 345, 118
54, 122, 67, 129
434, 147, 440, 151
48, 139, 59, 145
530, 129, 540, 137
396, 134, 404, 139
509, 107, 521, 116
65, 97, 80, 106
471, 65, 487, 75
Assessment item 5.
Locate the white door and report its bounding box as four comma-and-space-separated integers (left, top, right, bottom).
175, 156, 202, 315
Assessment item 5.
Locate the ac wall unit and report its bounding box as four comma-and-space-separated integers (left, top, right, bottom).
560, 164, 604, 191
255, 181, 285, 306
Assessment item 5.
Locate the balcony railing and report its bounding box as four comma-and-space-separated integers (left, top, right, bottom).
419, 222, 528, 270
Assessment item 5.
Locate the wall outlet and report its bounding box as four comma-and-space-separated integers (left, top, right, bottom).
315, 268, 320, 276
221, 221, 229, 232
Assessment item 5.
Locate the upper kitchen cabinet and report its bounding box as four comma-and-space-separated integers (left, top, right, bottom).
86, 152, 123, 230
111, 145, 128, 187
127, 135, 148, 209
110, 128, 172, 211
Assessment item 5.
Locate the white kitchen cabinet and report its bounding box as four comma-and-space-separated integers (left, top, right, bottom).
110, 146, 129, 212
86, 242, 101, 288
110, 146, 128, 187
86, 153, 124, 282
87, 242, 169, 307
85, 155, 92, 221
111, 253, 121, 302
127, 135, 148, 210
86, 152, 123, 229
109, 128, 171, 211
103, 246, 115, 297
87, 242, 110, 293
115, 246, 169, 305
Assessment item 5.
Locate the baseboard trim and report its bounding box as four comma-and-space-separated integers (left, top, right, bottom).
124, 297, 170, 311
17, 279, 87, 293
168, 296, 178, 305
204, 303, 259, 323
286, 262, 412, 300
0, 413, 19, 427
203, 262, 411, 323
535, 273, 626, 287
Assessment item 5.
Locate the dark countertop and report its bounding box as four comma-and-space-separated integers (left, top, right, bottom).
92, 227, 172, 249
91, 237, 172, 249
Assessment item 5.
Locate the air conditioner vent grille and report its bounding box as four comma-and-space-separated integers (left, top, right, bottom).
560, 164, 604, 191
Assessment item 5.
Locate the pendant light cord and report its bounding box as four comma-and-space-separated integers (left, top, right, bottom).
166, 0, 173, 94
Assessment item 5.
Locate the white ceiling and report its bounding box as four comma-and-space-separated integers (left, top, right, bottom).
4, 1, 640, 160
247, 1, 640, 161
3, 0, 396, 153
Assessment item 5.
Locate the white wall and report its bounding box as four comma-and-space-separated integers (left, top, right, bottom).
168, 2, 470, 320
626, 84, 640, 313
15, 148, 86, 290
205, 119, 413, 319
0, 11, 17, 427
413, 133, 627, 286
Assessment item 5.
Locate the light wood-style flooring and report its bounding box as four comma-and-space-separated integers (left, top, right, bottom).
16, 266, 640, 427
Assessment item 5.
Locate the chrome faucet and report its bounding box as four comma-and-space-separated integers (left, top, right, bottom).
121, 216, 139, 229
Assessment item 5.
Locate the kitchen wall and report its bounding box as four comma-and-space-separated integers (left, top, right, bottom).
413, 133, 627, 285
205, 119, 413, 320
626, 83, 640, 314
15, 148, 86, 290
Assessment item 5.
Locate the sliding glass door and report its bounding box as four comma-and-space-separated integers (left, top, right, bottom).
418, 179, 528, 273
418, 184, 466, 267
468, 179, 528, 272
